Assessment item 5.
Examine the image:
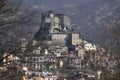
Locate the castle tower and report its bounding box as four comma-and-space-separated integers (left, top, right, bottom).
34, 11, 71, 40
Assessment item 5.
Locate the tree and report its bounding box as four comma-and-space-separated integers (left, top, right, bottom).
0, 0, 39, 65
110, 17, 120, 55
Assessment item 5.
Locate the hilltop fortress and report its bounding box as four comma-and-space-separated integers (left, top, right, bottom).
34, 11, 71, 40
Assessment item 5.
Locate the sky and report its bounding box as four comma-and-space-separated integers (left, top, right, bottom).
20, 0, 96, 11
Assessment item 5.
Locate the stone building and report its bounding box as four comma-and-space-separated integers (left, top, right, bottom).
75, 45, 86, 60
68, 33, 80, 51
34, 11, 71, 40
71, 33, 80, 46
51, 33, 69, 46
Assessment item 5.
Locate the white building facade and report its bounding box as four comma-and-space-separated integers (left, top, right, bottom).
84, 43, 97, 51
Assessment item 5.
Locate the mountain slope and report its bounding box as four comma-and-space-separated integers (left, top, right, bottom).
1, 0, 120, 54
15, 0, 120, 53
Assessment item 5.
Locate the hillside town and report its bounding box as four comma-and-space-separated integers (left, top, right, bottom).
0, 11, 120, 80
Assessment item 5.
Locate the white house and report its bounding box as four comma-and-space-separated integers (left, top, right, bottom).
84, 43, 97, 51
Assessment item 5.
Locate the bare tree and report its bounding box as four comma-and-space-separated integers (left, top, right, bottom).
0, 0, 39, 64
110, 17, 120, 55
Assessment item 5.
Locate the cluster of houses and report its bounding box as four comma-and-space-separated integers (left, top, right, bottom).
0, 11, 119, 80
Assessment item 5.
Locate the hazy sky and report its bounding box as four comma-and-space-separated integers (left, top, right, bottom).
20, 0, 97, 11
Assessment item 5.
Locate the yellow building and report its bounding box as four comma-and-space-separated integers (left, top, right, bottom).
3, 52, 14, 65
71, 33, 79, 46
